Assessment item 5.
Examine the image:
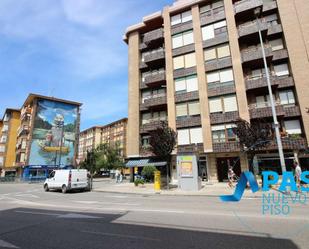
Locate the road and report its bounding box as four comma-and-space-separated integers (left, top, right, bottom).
0, 182, 308, 249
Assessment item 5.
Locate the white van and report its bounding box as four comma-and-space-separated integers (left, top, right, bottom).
44, 169, 90, 193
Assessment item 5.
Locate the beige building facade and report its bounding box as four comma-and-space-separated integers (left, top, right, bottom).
124, 0, 309, 182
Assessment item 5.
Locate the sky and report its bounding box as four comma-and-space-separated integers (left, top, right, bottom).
0, 0, 173, 130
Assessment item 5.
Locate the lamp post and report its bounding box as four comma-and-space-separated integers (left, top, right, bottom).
254, 7, 286, 172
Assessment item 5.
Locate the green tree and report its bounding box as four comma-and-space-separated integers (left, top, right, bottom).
95, 143, 124, 171
142, 165, 157, 182
149, 121, 177, 188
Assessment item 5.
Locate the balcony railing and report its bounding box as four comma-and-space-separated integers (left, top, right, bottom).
176, 116, 201, 128
143, 49, 165, 64
200, 6, 225, 26
142, 94, 167, 108
140, 119, 167, 133
205, 57, 232, 72
210, 111, 239, 125
143, 71, 166, 86
248, 103, 301, 119
241, 44, 273, 63
213, 141, 240, 153
245, 76, 294, 91
142, 28, 164, 44
17, 125, 30, 137
234, 0, 263, 14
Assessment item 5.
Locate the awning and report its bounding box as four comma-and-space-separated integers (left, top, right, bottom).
126, 159, 167, 168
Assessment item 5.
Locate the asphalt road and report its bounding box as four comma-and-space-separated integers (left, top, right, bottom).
0, 182, 308, 249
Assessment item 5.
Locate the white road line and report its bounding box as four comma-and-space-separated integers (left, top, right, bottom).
81, 230, 161, 242
15, 210, 60, 216
14, 194, 39, 198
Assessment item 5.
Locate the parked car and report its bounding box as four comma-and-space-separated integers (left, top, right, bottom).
43, 169, 90, 193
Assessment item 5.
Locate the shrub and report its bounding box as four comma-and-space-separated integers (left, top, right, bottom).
142, 165, 157, 182
134, 178, 145, 186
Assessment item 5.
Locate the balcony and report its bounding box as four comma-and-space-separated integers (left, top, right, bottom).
205, 57, 232, 72
238, 20, 269, 38
267, 137, 307, 151
175, 91, 199, 103
142, 28, 164, 46
272, 49, 289, 62
176, 116, 201, 128
241, 45, 273, 65
177, 143, 204, 154
213, 141, 240, 153
248, 103, 301, 119
140, 120, 166, 133
234, 0, 263, 15
267, 24, 283, 36
200, 6, 225, 26
207, 81, 236, 97
17, 125, 30, 137
141, 95, 167, 110
245, 76, 294, 91
262, 0, 278, 13
21, 107, 32, 121
143, 49, 165, 65
210, 111, 239, 125
144, 71, 166, 87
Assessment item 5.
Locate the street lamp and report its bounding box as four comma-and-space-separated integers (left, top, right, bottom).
254, 7, 286, 172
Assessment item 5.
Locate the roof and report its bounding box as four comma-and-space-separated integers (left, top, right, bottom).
80, 126, 102, 134
80, 118, 128, 134
126, 159, 167, 168
23, 93, 82, 107
1, 108, 21, 121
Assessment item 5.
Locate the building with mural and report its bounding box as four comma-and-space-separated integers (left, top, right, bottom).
14, 94, 82, 179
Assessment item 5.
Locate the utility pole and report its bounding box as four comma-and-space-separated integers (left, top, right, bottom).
254, 7, 286, 172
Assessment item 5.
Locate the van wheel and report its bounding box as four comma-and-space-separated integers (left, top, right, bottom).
62, 185, 67, 194
44, 184, 49, 192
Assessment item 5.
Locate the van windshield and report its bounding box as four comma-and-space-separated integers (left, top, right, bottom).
49, 171, 55, 178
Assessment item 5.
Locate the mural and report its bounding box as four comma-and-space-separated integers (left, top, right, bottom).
28, 99, 79, 166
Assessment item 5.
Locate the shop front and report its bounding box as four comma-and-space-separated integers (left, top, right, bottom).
22, 165, 72, 181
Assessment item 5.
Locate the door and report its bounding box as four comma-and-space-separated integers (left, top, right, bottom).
216, 157, 241, 182
47, 171, 56, 188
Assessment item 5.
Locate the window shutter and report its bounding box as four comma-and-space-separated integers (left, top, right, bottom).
211, 125, 225, 131
171, 14, 181, 26
284, 120, 301, 134
219, 68, 234, 83
204, 48, 217, 61
185, 53, 196, 68
178, 129, 190, 145
175, 78, 186, 92
217, 44, 230, 58
207, 71, 220, 83
186, 75, 198, 92
176, 103, 188, 117
183, 31, 194, 45
213, 20, 226, 29
209, 98, 223, 113
172, 34, 183, 49
279, 91, 288, 105
202, 25, 215, 40
190, 127, 203, 144
173, 56, 184, 70
182, 11, 192, 23
274, 64, 289, 76
188, 102, 200, 115
223, 95, 238, 112
270, 38, 284, 51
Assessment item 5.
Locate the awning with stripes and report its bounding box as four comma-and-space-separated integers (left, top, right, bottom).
126, 159, 167, 168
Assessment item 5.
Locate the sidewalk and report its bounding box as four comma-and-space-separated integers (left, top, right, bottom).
92, 179, 268, 198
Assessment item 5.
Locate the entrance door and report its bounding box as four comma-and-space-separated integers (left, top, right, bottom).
216, 157, 241, 182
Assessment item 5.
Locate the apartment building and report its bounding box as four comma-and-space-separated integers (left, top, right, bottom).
0, 109, 21, 176
124, 0, 309, 182
78, 126, 102, 162
78, 118, 128, 162
15, 94, 81, 179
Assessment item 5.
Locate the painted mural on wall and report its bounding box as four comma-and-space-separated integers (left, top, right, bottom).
28, 99, 78, 166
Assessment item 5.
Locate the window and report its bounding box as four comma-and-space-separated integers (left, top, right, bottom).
176, 101, 200, 117
279, 90, 295, 105
177, 127, 203, 145
202, 20, 227, 41
0, 157, 3, 166
269, 38, 284, 51
20, 153, 26, 163
172, 30, 194, 49
142, 89, 166, 103
204, 43, 230, 61
173, 53, 196, 70
206, 68, 234, 88
212, 124, 236, 143
200, 0, 224, 14
284, 120, 301, 135
2, 125, 8, 132
249, 68, 267, 79
171, 10, 192, 26
0, 145, 5, 153
141, 135, 150, 147
209, 95, 238, 113
0, 135, 7, 143
175, 75, 198, 93
274, 63, 289, 77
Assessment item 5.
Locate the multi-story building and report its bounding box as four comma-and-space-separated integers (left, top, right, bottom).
78, 126, 102, 162
124, 0, 309, 182
0, 109, 21, 176
78, 118, 128, 162
15, 94, 81, 179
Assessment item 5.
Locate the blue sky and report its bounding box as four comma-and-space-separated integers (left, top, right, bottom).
0, 0, 173, 130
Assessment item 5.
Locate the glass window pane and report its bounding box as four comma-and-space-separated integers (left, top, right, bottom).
186, 75, 198, 92
209, 98, 222, 113
176, 103, 188, 117
171, 14, 181, 26
190, 127, 203, 144
185, 53, 196, 68
172, 34, 183, 49
287, 91, 295, 104
200, 4, 211, 13
207, 71, 220, 83
217, 44, 230, 58
284, 120, 301, 134
181, 10, 192, 23
202, 25, 215, 41
270, 38, 284, 51
219, 68, 234, 83
279, 91, 288, 105
274, 63, 289, 76
223, 95, 238, 112
213, 20, 226, 29
175, 78, 186, 92
188, 102, 200, 115
183, 31, 194, 45
178, 129, 190, 145
204, 48, 217, 61
173, 56, 184, 69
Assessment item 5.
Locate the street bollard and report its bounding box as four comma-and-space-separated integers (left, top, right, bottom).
154, 171, 161, 191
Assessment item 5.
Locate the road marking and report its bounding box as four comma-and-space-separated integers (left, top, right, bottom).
14, 194, 39, 198
81, 230, 161, 242
73, 201, 99, 204
15, 210, 59, 216
0, 239, 19, 248
58, 213, 101, 219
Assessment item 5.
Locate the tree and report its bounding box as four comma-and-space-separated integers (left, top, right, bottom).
95, 143, 124, 171
232, 118, 273, 173
149, 121, 177, 188
142, 165, 157, 182
80, 150, 96, 190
